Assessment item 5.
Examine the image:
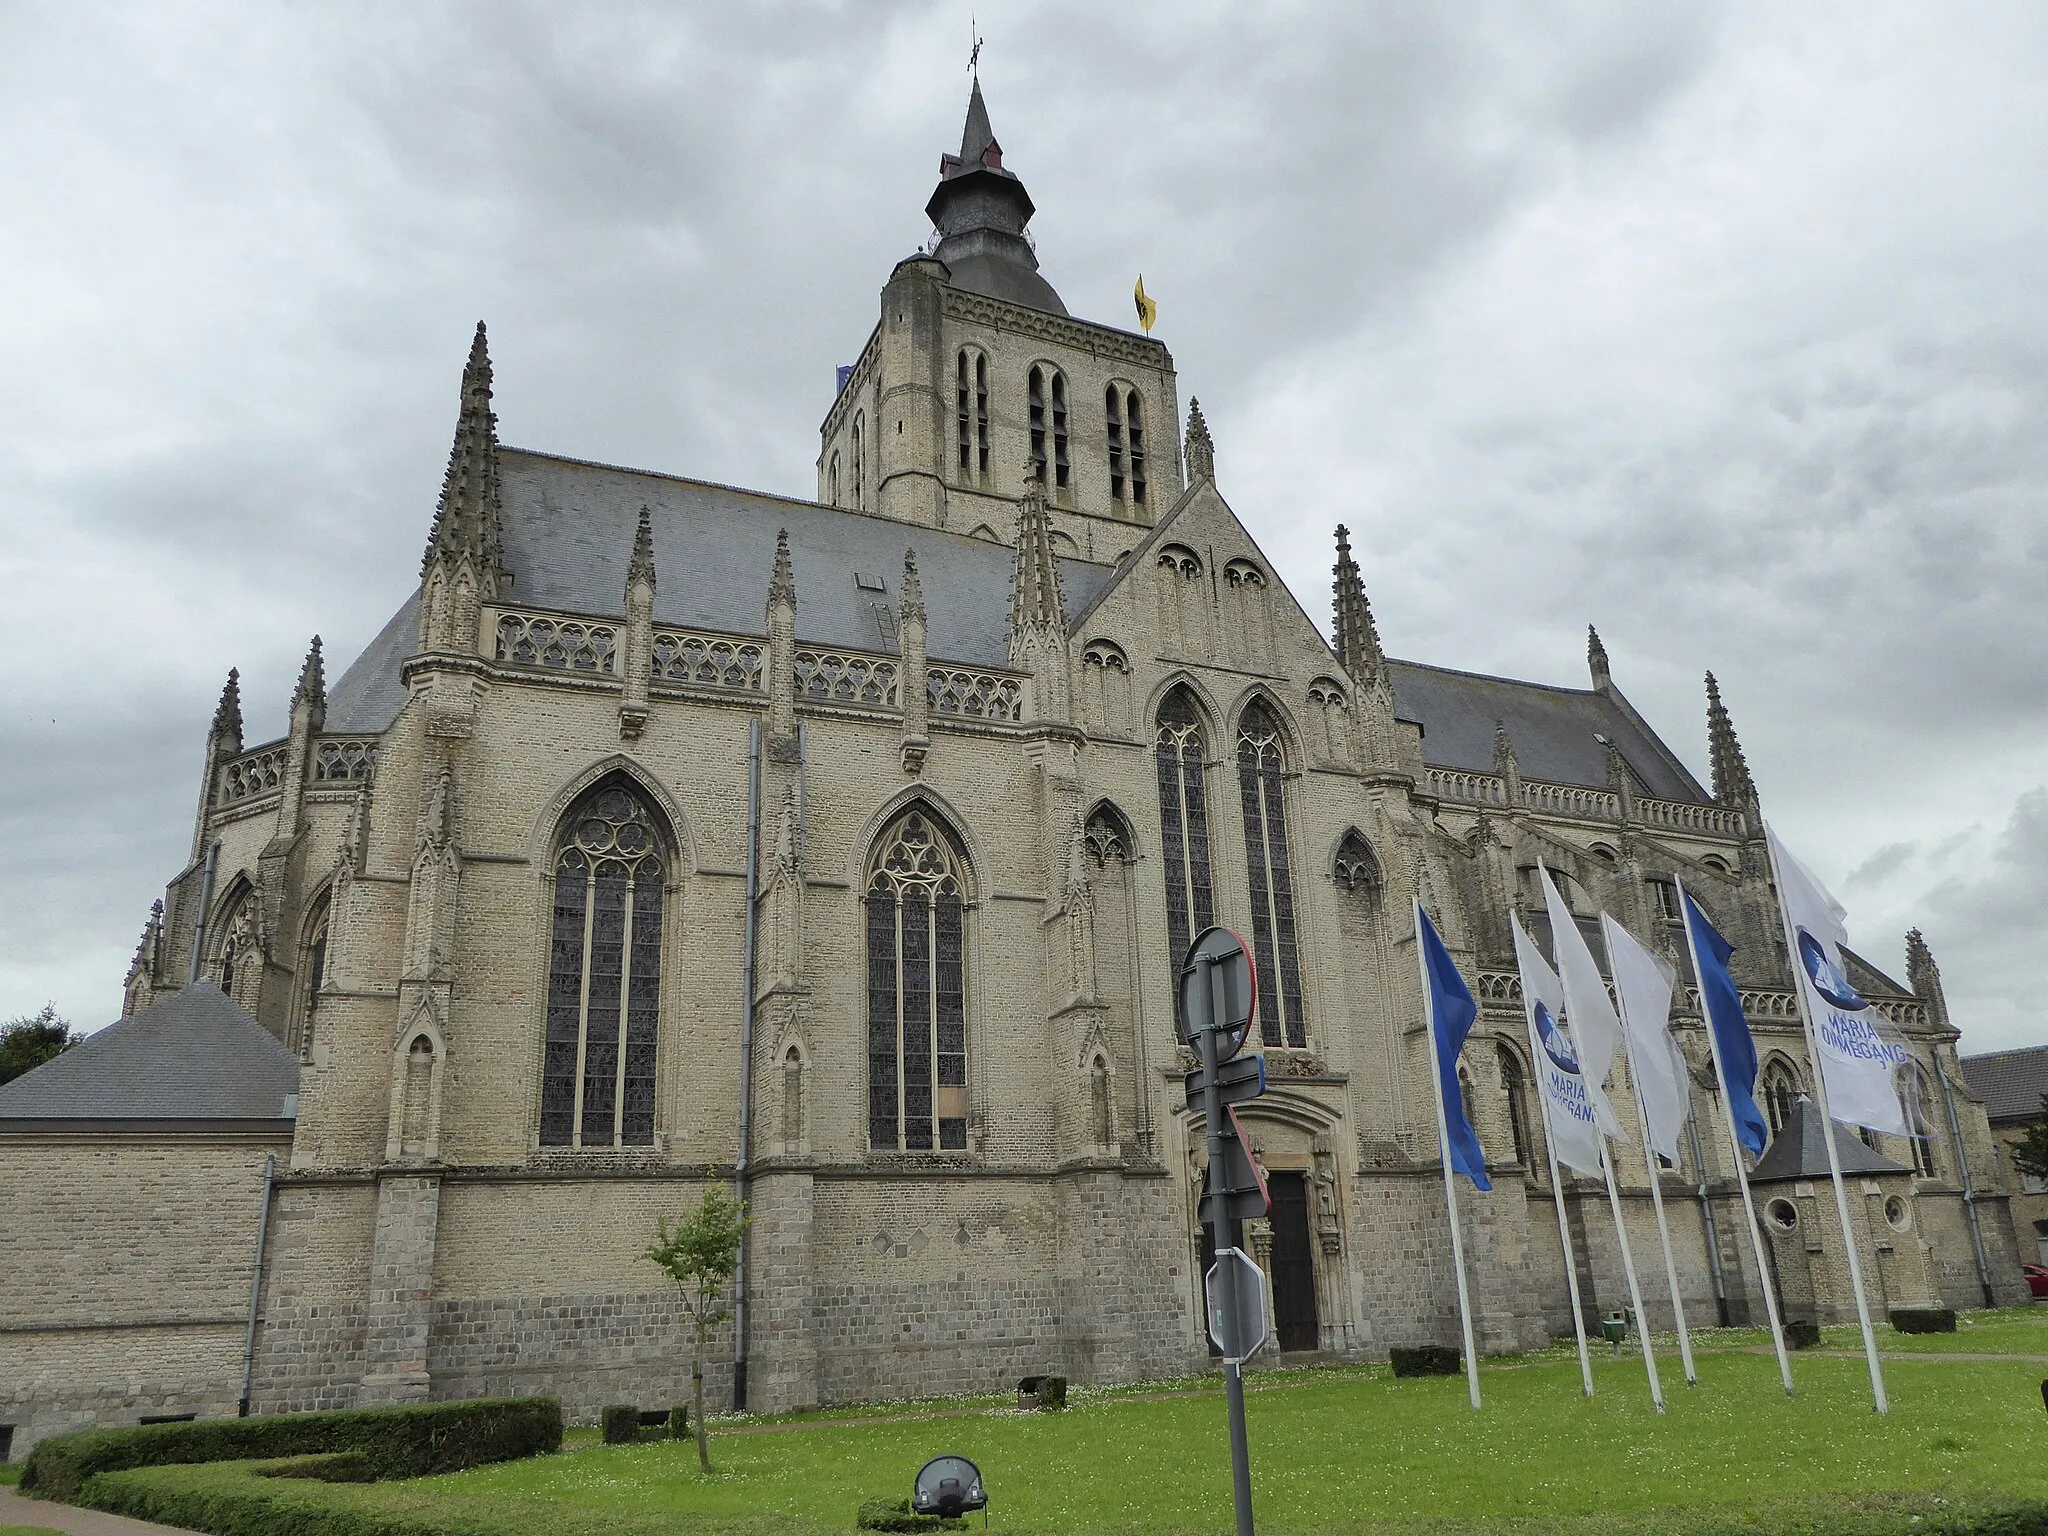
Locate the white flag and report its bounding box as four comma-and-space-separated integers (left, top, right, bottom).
1766, 825, 1909, 1135
1603, 914, 1690, 1164
1538, 864, 1628, 1140
1513, 917, 1607, 1177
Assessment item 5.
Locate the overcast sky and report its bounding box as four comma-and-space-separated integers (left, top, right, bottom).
3, 2, 2043, 1055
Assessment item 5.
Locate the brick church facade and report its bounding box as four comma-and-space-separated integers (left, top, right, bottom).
1, 83, 2031, 1455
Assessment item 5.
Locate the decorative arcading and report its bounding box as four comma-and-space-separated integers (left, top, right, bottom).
794, 649, 900, 709
938, 288, 1167, 369
1424, 766, 1743, 835
217, 742, 290, 806
494, 612, 618, 675
928, 667, 1024, 722
652, 630, 765, 692
312, 739, 379, 784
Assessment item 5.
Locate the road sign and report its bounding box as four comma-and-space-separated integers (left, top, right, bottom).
1184, 1052, 1264, 1113
1206, 1247, 1269, 1359
1177, 925, 1257, 1058
1199, 1109, 1271, 1225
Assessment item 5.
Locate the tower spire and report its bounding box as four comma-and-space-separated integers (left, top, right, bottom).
419, 323, 505, 653
1705, 671, 1758, 809
925, 79, 1065, 315
1331, 524, 1383, 684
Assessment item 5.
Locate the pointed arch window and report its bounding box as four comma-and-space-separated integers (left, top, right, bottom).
828, 451, 842, 507
1238, 701, 1307, 1047
1900, 1063, 1939, 1177
850, 412, 866, 510
295, 891, 331, 1060
1499, 1044, 1534, 1167
957, 351, 989, 481
1028, 366, 1069, 496
1107, 386, 1146, 506
1334, 830, 1383, 897
867, 809, 969, 1152
541, 781, 667, 1148
1155, 688, 1215, 974
1762, 1059, 1799, 1137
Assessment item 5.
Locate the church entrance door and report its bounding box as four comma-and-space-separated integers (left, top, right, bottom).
1268, 1171, 1319, 1352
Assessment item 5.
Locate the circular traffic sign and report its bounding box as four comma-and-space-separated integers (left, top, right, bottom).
1177, 925, 1257, 1060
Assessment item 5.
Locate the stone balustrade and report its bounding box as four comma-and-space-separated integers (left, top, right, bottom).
216, 741, 289, 806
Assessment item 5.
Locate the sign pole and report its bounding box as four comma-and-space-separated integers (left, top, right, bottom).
1597, 1139, 1665, 1411
1761, 829, 1889, 1415
1198, 950, 1257, 1536
1415, 899, 1482, 1411
1678, 878, 1794, 1396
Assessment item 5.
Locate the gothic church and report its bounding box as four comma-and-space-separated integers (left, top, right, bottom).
1, 83, 2032, 1453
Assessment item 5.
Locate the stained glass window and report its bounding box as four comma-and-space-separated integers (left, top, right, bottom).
867, 810, 968, 1152
1155, 687, 1214, 977
1238, 701, 1307, 1047
540, 781, 666, 1148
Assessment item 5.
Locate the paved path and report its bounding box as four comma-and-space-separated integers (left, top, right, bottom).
0, 1487, 201, 1536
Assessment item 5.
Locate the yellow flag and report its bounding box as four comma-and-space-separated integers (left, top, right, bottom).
1133, 274, 1157, 334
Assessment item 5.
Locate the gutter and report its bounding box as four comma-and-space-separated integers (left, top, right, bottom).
237, 1152, 277, 1415
731, 720, 763, 1410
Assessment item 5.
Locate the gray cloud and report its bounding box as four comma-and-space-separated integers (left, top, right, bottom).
2, 2, 2043, 1055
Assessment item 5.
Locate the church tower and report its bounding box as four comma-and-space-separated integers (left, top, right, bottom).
817, 80, 1183, 563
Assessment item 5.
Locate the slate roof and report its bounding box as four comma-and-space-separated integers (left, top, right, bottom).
1960, 1045, 2048, 1126
1386, 660, 1710, 803
0, 983, 299, 1123
1749, 1097, 1910, 1181
324, 450, 1119, 736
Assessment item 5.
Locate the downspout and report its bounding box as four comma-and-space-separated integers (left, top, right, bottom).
188, 839, 221, 985
1687, 1105, 1731, 1326
731, 720, 763, 1410
1935, 1054, 1995, 1308
238, 1152, 277, 1415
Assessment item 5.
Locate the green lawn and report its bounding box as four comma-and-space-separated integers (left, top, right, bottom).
124, 1349, 2028, 1534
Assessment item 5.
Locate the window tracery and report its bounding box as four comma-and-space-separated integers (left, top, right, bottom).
1084, 803, 1135, 867
541, 781, 666, 1149
1154, 688, 1215, 975
1237, 700, 1307, 1048
1157, 545, 1201, 580
1762, 1058, 1800, 1137
1499, 1043, 1533, 1167
1334, 829, 1383, 895
866, 810, 969, 1153
1900, 1063, 1938, 1177
1223, 560, 1265, 588
296, 892, 330, 1061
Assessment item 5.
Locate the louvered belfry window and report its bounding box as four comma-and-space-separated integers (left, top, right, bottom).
541, 782, 665, 1147
867, 810, 969, 1152
1238, 701, 1307, 1047
1155, 687, 1215, 976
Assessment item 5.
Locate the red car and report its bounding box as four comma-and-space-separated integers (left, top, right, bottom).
2024, 1263, 2048, 1299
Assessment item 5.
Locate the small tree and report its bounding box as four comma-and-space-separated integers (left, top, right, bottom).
2010, 1093, 2048, 1184
0, 1005, 77, 1086
643, 1183, 749, 1471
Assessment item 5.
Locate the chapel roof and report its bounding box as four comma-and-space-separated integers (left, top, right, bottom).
1960, 1044, 2048, 1125
1385, 659, 1711, 804
0, 982, 299, 1124
1748, 1096, 1910, 1181
326, 449, 1119, 735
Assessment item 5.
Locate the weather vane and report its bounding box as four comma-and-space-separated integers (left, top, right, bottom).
969, 16, 982, 79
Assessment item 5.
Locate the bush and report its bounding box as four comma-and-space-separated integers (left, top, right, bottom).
856, 1496, 965, 1532
667, 1404, 689, 1440
600, 1406, 640, 1445
20, 1397, 561, 1502
1036, 1375, 1067, 1410
1891, 1308, 1957, 1335
1784, 1321, 1823, 1351
1390, 1346, 1462, 1378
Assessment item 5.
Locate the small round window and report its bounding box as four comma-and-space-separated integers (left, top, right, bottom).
1884, 1195, 1910, 1231
1766, 1198, 1799, 1232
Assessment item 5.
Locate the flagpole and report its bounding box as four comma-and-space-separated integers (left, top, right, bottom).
1761, 831, 1889, 1415
1678, 877, 1794, 1396
1597, 1137, 1664, 1411
1415, 898, 1483, 1411
1523, 1002, 1595, 1396
1611, 958, 1698, 1386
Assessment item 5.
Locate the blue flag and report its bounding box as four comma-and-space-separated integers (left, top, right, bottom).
1681, 888, 1769, 1156
1417, 904, 1491, 1192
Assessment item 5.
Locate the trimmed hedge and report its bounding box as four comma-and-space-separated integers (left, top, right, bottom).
1892, 1308, 1958, 1335
1391, 1346, 1463, 1378
855, 1496, 966, 1532
667, 1404, 690, 1440
1784, 1321, 1823, 1351
20, 1396, 561, 1501
600, 1405, 640, 1445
